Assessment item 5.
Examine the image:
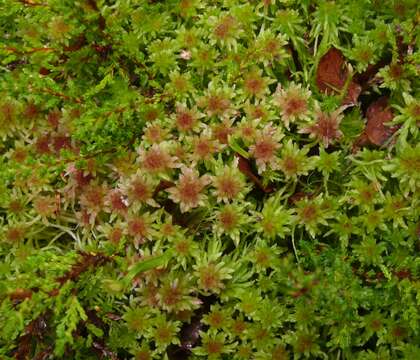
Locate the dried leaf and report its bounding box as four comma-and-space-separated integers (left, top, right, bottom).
316, 48, 361, 105
316, 48, 347, 91
352, 132, 371, 153
365, 97, 397, 146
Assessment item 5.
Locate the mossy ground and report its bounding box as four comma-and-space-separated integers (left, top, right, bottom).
0, 0, 419, 359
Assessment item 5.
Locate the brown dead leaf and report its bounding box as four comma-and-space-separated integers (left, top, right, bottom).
353, 97, 399, 152
365, 97, 398, 146
352, 132, 371, 153
316, 48, 361, 105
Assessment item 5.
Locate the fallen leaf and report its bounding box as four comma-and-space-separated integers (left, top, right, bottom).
352, 132, 371, 153
316, 48, 361, 105
365, 97, 398, 146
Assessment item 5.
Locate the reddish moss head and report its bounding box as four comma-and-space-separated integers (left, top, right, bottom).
299, 108, 343, 147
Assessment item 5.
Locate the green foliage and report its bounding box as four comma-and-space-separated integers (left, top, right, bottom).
0, 0, 419, 359
55, 295, 88, 356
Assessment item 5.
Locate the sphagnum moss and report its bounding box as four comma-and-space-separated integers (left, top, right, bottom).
0, 0, 419, 359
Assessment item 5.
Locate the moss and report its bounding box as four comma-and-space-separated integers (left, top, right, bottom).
0, 0, 419, 359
